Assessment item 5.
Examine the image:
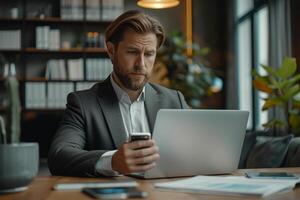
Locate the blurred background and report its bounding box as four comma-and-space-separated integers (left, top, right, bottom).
0, 0, 299, 158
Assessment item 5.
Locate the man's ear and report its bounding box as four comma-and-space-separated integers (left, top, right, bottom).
106, 42, 115, 60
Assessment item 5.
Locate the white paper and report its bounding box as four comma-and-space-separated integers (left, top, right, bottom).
155, 175, 300, 197
53, 180, 138, 190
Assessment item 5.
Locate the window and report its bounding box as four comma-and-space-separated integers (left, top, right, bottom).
237, 19, 253, 128
237, 0, 253, 17
235, 0, 269, 129
255, 7, 269, 129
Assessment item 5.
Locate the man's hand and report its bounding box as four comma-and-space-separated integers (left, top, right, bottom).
111, 139, 159, 175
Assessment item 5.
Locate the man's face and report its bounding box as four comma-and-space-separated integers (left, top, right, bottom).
109, 30, 157, 91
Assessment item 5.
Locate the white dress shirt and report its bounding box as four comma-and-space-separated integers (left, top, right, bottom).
95, 74, 150, 176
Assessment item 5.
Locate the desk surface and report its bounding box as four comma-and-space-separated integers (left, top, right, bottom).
1, 168, 300, 200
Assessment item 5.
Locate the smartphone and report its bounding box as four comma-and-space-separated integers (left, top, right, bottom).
82, 187, 148, 199
130, 132, 151, 142
245, 171, 299, 179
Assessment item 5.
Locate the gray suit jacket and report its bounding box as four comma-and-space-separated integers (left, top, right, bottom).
48, 78, 189, 177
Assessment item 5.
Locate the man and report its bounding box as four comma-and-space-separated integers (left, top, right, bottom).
48, 10, 189, 177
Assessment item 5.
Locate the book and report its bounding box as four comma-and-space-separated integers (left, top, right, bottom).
49, 29, 60, 50
46, 59, 66, 80
47, 82, 74, 108
155, 175, 300, 197
67, 59, 84, 80
86, 0, 101, 20
102, 0, 124, 20
25, 82, 46, 108
0, 30, 21, 49
60, 0, 83, 20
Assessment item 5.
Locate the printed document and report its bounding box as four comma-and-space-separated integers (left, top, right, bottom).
155, 175, 300, 197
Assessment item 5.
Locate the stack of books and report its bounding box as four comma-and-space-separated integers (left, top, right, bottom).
86, 58, 112, 80
0, 30, 21, 49
60, 0, 84, 20
102, 0, 124, 20
45, 58, 112, 81
25, 81, 98, 109
86, 0, 101, 20
36, 26, 60, 50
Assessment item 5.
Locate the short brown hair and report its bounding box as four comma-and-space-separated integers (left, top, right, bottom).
105, 10, 165, 48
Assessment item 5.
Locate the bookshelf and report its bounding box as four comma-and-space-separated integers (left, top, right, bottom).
0, 0, 124, 156
0, 0, 125, 109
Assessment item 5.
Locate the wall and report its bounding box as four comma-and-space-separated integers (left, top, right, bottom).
192, 0, 228, 69
192, 0, 228, 108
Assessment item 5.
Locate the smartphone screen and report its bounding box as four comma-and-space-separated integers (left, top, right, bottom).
245, 171, 299, 179
82, 187, 148, 199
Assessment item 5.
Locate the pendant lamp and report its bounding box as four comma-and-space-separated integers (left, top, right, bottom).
137, 0, 180, 9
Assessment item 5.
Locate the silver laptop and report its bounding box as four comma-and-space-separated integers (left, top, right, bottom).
133, 109, 249, 179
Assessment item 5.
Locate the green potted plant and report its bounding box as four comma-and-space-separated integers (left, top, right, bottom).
152, 31, 223, 108
0, 60, 39, 193
252, 57, 300, 135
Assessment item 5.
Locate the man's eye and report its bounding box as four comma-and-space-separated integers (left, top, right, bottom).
127, 51, 137, 54
145, 52, 154, 57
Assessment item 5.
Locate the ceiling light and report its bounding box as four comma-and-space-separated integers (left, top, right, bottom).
137, 0, 180, 9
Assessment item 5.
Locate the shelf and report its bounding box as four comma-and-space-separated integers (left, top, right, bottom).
0, 77, 24, 82
0, 49, 22, 53
84, 48, 107, 53
26, 17, 112, 25
23, 108, 65, 112
24, 79, 101, 82
0, 77, 102, 82
22, 77, 47, 82
24, 47, 107, 54
1, 48, 107, 54
26, 17, 85, 23
0, 17, 112, 25
0, 107, 54, 113
0, 18, 23, 23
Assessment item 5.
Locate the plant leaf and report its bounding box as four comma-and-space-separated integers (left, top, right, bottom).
261, 64, 277, 76
262, 98, 283, 110
277, 74, 300, 90
289, 113, 300, 133
289, 74, 300, 84
251, 69, 262, 79
253, 79, 272, 93
277, 57, 297, 78
269, 76, 279, 87
263, 119, 286, 129
293, 92, 300, 102
282, 84, 300, 100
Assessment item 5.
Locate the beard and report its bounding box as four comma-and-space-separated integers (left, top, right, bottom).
113, 58, 149, 91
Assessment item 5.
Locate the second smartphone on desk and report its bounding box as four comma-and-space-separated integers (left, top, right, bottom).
82, 188, 148, 199
245, 171, 299, 179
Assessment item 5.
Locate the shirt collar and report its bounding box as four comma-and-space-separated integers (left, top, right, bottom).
110, 73, 145, 104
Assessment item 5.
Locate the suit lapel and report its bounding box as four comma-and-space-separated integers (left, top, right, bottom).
96, 78, 127, 148
145, 84, 162, 133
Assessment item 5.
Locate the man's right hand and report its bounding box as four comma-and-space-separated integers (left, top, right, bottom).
111, 139, 159, 175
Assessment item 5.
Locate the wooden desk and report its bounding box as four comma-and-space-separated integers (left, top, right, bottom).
1, 168, 300, 200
